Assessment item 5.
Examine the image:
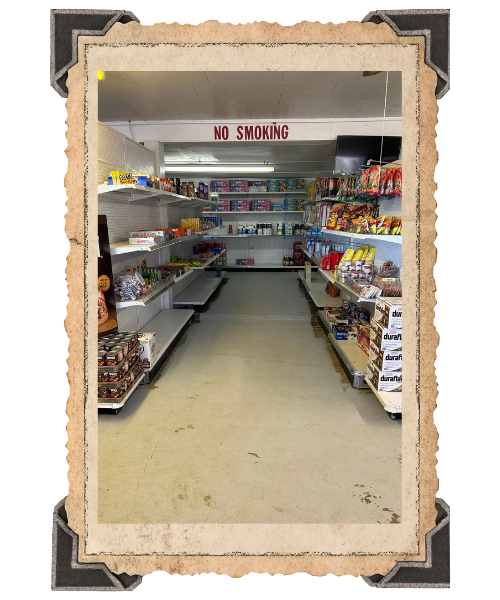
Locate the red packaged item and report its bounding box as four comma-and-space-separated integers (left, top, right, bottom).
367, 166, 381, 196
384, 168, 395, 195
379, 168, 389, 196
393, 167, 402, 196
359, 169, 369, 195
322, 256, 331, 270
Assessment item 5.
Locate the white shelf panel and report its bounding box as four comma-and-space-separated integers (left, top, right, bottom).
142, 308, 194, 364
303, 248, 321, 267
365, 377, 402, 413
321, 229, 402, 244
98, 373, 145, 409
318, 269, 377, 304
327, 334, 368, 376
172, 269, 195, 284
173, 271, 227, 305
213, 191, 305, 195
98, 183, 217, 206
201, 211, 305, 214
225, 263, 306, 269
189, 248, 226, 269
110, 234, 203, 255
115, 278, 175, 308
298, 272, 342, 308
202, 234, 304, 239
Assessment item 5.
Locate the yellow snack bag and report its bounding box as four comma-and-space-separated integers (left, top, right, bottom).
340, 248, 354, 264
364, 247, 376, 264
353, 248, 364, 261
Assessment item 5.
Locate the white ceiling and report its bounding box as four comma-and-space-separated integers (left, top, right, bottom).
98, 71, 402, 121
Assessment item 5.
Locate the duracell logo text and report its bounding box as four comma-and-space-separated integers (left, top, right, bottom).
381, 374, 402, 382
383, 332, 402, 340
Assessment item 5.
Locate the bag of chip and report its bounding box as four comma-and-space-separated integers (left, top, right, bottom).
384, 168, 395, 195
379, 168, 390, 195
393, 167, 402, 196
359, 169, 369, 196
367, 166, 381, 196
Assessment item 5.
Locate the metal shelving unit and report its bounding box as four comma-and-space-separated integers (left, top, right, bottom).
189, 249, 226, 269
98, 183, 218, 207
201, 211, 305, 214
173, 271, 227, 306
298, 272, 342, 308
109, 233, 203, 255
318, 268, 377, 304
115, 279, 175, 308
364, 377, 402, 417
317, 310, 369, 388
321, 229, 402, 244
98, 372, 145, 410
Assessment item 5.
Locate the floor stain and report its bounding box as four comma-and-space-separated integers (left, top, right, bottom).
248, 452, 260, 458
273, 507, 284, 512
354, 484, 365, 488
174, 425, 194, 433
203, 495, 212, 506
390, 513, 401, 524
360, 492, 373, 504
382, 508, 391, 512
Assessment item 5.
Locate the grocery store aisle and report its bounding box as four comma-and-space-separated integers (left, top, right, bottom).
98, 272, 402, 524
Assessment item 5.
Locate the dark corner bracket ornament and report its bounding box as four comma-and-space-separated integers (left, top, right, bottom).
52, 498, 142, 590
362, 9, 450, 99
50, 9, 140, 98
362, 498, 450, 588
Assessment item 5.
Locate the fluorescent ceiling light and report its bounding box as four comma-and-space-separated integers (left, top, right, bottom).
164, 165, 275, 173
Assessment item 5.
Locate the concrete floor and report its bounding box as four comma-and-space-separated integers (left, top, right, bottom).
98, 272, 402, 524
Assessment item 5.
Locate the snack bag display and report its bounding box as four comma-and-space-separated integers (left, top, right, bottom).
384, 168, 395, 195
378, 168, 389, 195
390, 218, 402, 235
393, 167, 402, 196
359, 169, 369, 196
339, 248, 354, 265
367, 166, 381, 196
364, 246, 376, 264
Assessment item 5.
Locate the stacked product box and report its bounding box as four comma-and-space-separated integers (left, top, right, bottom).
236, 258, 255, 265
321, 301, 370, 341
203, 216, 223, 228
210, 180, 231, 192
286, 178, 305, 191
229, 179, 249, 192
267, 179, 288, 192
305, 227, 323, 239
273, 204, 285, 211
249, 180, 268, 192
366, 298, 402, 392
230, 199, 251, 212
250, 199, 272, 211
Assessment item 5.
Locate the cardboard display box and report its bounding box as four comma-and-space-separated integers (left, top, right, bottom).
373, 297, 402, 329
367, 361, 402, 392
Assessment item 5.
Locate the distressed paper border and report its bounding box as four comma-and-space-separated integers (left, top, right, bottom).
64, 20, 438, 577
